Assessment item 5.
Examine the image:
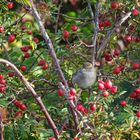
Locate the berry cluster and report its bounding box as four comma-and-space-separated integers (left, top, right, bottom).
129, 88, 140, 100
98, 79, 118, 97
103, 48, 120, 62
58, 88, 77, 101
21, 45, 32, 59
124, 35, 140, 43
14, 100, 27, 118
99, 20, 111, 29
38, 59, 49, 70
0, 74, 6, 92
63, 24, 78, 39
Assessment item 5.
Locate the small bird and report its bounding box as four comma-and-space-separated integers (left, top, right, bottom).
72, 62, 97, 89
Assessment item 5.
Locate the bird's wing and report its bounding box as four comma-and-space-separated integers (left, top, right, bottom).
72, 69, 84, 84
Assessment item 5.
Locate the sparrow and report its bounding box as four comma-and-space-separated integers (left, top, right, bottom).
72, 62, 97, 89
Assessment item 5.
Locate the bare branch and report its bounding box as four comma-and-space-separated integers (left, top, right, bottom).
54, 0, 63, 34
30, 0, 81, 134
87, 1, 99, 63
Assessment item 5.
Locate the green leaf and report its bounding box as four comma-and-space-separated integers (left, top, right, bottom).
4, 125, 16, 140
15, 0, 31, 6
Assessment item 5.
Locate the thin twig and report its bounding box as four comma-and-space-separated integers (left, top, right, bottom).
27, 50, 44, 72
52, 12, 94, 21
55, 0, 63, 34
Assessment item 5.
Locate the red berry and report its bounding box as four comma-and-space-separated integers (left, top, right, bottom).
137, 94, 140, 100
21, 46, 29, 52
19, 104, 27, 111
63, 29, 70, 38
104, 53, 112, 61
83, 107, 88, 115
73, 138, 79, 140
42, 64, 49, 70
135, 88, 140, 95
57, 89, 64, 96
70, 0, 78, 6
33, 37, 39, 44
129, 25, 135, 32
102, 90, 109, 97
0, 74, 4, 79
132, 9, 139, 16
98, 80, 105, 85
99, 22, 104, 29
21, 25, 26, 30
14, 111, 23, 118
104, 79, 112, 89
68, 95, 76, 100
111, 2, 119, 9
113, 66, 122, 74
76, 104, 84, 112
14, 100, 23, 108
8, 72, 15, 77
113, 48, 120, 57
27, 30, 32, 35
0, 26, 4, 33
38, 59, 46, 66
65, 44, 70, 48
28, 45, 32, 50
24, 53, 30, 58
20, 65, 27, 72
69, 88, 77, 96
132, 62, 140, 70
71, 24, 78, 32
136, 110, 140, 118
124, 35, 132, 43
0, 86, 6, 92
110, 86, 118, 93
104, 20, 111, 27
132, 36, 140, 43
129, 91, 137, 99
98, 83, 105, 90
8, 34, 16, 43
6, 2, 13, 9
89, 104, 96, 111
99, 22, 105, 29
48, 137, 56, 140
120, 100, 127, 106
0, 79, 6, 85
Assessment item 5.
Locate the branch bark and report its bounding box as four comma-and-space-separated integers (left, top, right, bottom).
0, 59, 59, 139
87, 1, 99, 64
0, 113, 3, 140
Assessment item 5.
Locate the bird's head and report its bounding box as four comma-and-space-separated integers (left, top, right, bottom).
83, 62, 93, 69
